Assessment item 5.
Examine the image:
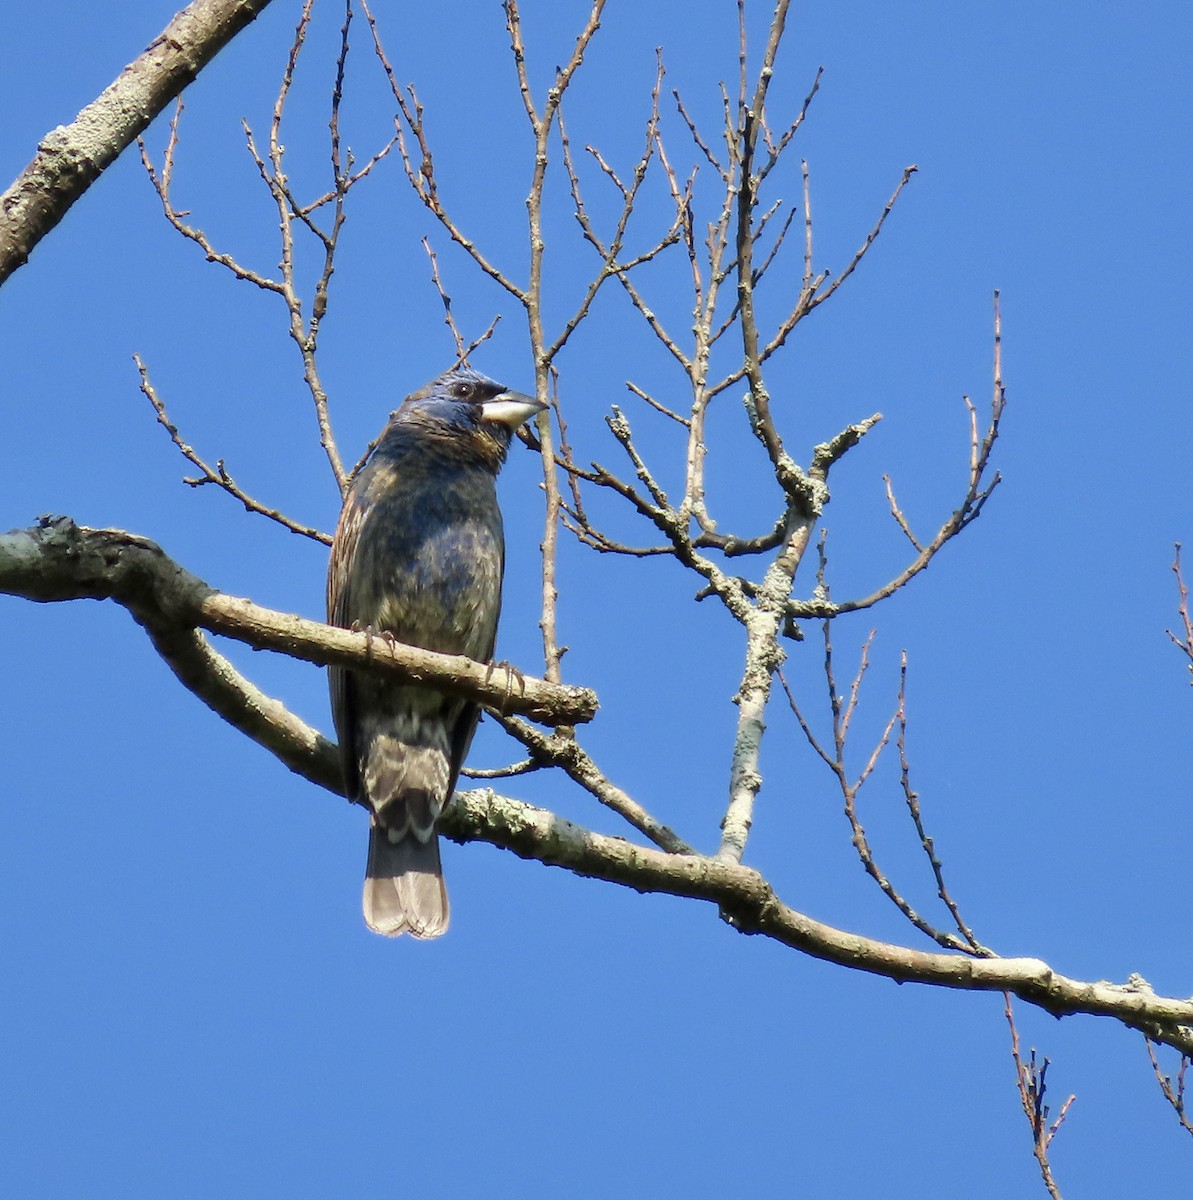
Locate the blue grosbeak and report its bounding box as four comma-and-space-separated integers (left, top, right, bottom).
327, 366, 543, 937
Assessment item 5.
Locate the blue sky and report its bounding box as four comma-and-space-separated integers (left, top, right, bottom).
1, 2, 1191, 1195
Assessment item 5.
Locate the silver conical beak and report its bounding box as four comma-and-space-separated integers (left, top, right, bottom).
480, 390, 546, 430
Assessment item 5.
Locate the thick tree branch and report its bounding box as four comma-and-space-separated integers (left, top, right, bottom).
146, 621, 343, 795
0, 517, 597, 727
0, 0, 275, 286
443, 790, 1193, 1052
717, 413, 880, 863
6, 523, 1188, 1051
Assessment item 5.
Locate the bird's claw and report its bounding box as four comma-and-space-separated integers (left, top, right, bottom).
350, 621, 399, 661
485, 659, 527, 712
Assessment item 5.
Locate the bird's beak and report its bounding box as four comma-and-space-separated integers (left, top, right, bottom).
480, 390, 546, 430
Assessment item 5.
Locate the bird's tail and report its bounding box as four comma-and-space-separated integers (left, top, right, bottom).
363, 821, 450, 938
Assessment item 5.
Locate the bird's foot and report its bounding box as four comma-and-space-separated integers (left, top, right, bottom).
349, 621, 399, 661
485, 659, 527, 712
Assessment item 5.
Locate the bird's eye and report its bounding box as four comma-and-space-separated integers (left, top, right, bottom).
452, 380, 475, 401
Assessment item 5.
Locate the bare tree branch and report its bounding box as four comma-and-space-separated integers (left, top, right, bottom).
493, 712, 695, 854
1168, 543, 1193, 680
135, 355, 333, 545
140, 101, 284, 293
1147, 1037, 1193, 1138
0, 0, 276, 287
792, 295, 1006, 620
1005, 996, 1075, 1199
360, 0, 529, 303
146, 621, 343, 796
25, 567, 1183, 1054
5, 516, 1193, 1052
140, 0, 403, 500
0, 517, 596, 728
441, 789, 1193, 1054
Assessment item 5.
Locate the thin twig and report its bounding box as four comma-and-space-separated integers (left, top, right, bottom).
135, 355, 332, 544
360, 0, 528, 303
883, 474, 924, 552
1167, 543, 1193, 680
495, 711, 694, 854
894, 652, 988, 953
1005, 995, 1075, 1200
793, 294, 1006, 619
461, 758, 544, 780
556, 58, 691, 369
422, 235, 467, 359
758, 66, 823, 187
1146, 1039, 1193, 1138
781, 638, 986, 957
139, 102, 283, 295
141, 0, 408, 501
625, 380, 690, 427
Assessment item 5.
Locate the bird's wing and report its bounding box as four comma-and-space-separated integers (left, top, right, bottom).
327, 488, 372, 801
442, 539, 504, 796
444, 705, 483, 800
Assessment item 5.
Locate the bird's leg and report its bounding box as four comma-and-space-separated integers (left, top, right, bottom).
485, 659, 527, 713
348, 619, 376, 662
349, 620, 399, 662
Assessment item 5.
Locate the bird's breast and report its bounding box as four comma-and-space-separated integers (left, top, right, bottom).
348, 464, 505, 661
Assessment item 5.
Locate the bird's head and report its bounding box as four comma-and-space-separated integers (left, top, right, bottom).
389, 366, 545, 469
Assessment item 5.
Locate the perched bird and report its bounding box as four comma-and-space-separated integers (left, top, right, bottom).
327, 366, 544, 938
